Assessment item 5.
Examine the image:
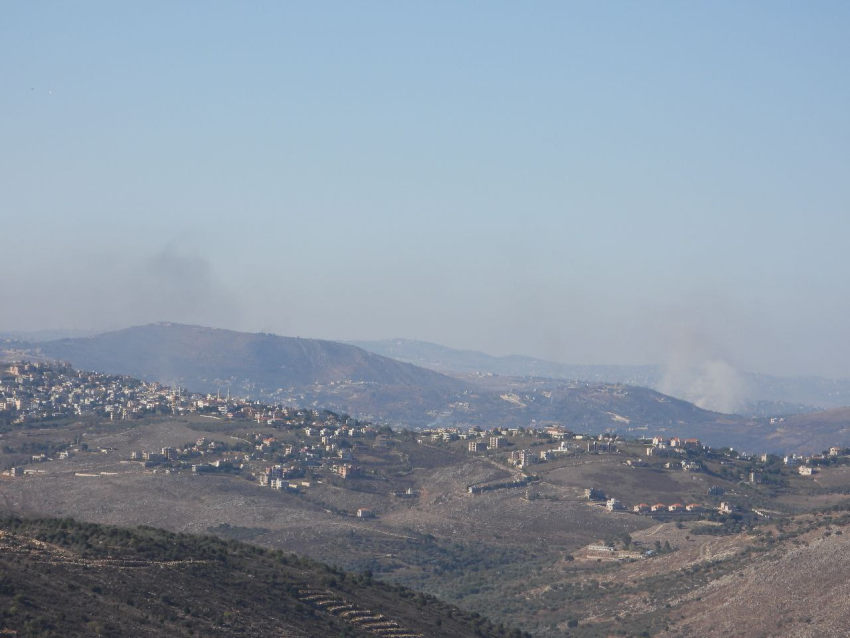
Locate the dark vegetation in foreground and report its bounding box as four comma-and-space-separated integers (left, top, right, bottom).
0, 516, 525, 638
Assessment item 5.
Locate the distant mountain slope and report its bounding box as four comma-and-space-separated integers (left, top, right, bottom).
37, 323, 466, 394
349, 338, 659, 385
351, 338, 850, 413
0, 516, 512, 638
19, 325, 850, 454
0, 328, 101, 342
762, 407, 850, 454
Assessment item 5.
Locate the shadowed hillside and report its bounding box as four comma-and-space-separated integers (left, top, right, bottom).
0, 516, 518, 638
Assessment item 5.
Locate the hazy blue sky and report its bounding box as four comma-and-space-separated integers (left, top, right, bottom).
3, 2, 849, 377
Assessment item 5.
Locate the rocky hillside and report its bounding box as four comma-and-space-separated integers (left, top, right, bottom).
660, 506, 850, 638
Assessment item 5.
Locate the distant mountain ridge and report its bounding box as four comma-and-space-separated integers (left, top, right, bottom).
24, 324, 742, 444
0, 328, 102, 342
36, 323, 467, 394
351, 338, 850, 414
12, 323, 850, 454
349, 338, 659, 384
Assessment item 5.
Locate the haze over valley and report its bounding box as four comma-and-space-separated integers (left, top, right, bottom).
3, 322, 850, 456
4, 2, 850, 636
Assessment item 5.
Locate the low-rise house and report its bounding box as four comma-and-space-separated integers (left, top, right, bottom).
686, 503, 702, 511
606, 498, 624, 511
633, 503, 650, 513
799, 466, 814, 476
546, 426, 571, 439
587, 544, 616, 553
668, 503, 684, 513
651, 503, 667, 512
356, 508, 374, 518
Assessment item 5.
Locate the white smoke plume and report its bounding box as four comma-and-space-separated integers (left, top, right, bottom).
657, 331, 749, 414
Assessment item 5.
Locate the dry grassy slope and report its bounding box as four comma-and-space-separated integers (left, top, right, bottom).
297, 378, 764, 446
764, 407, 850, 454
37, 323, 467, 393
11, 412, 850, 636
662, 527, 850, 638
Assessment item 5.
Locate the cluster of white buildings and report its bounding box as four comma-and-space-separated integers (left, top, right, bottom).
0, 362, 185, 423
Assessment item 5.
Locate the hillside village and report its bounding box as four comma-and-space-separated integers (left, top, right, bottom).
6, 360, 850, 637
4, 361, 848, 521
0, 360, 355, 425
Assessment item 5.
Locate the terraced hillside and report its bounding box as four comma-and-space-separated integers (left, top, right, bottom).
0, 517, 517, 638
